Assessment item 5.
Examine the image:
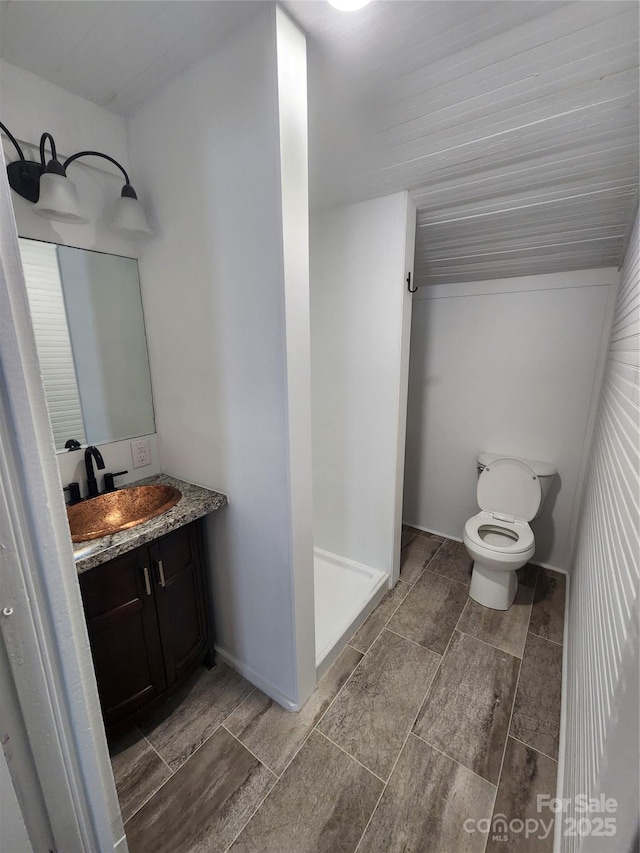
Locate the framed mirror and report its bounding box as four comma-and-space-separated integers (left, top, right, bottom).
19, 238, 155, 451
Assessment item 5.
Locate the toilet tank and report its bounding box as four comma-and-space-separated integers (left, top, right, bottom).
476, 453, 556, 518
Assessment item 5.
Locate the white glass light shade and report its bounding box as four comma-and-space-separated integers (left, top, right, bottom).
328, 0, 371, 10
33, 173, 88, 223
111, 195, 153, 237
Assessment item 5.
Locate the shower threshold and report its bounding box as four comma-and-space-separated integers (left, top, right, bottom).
314, 547, 389, 678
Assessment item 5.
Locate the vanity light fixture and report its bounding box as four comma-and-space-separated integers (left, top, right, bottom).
0, 121, 153, 237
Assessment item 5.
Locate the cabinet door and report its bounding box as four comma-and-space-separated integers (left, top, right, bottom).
150, 524, 208, 685
79, 549, 166, 726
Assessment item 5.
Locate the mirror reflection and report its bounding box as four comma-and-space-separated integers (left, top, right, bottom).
19, 238, 155, 451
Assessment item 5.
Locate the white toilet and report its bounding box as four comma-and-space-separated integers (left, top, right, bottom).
463, 453, 556, 610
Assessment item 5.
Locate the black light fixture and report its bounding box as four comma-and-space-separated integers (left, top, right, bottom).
0, 121, 153, 236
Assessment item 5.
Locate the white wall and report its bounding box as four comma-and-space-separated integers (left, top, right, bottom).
404, 269, 619, 571
0, 60, 137, 258
559, 209, 639, 853
274, 7, 316, 702
0, 748, 33, 853
126, 6, 315, 709
57, 433, 161, 495
0, 59, 160, 495
310, 192, 416, 581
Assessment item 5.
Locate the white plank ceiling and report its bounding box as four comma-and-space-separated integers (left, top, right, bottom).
285, 0, 639, 285
1, 0, 638, 286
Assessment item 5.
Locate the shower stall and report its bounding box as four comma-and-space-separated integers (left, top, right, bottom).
310, 192, 417, 675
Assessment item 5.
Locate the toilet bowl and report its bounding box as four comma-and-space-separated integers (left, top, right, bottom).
464, 513, 535, 609
463, 454, 555, 610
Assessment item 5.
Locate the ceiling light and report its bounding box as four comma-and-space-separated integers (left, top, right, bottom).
0, 122, 152, 237
328, 0, 371, 10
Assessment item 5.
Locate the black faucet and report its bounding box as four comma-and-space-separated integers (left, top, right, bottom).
84, 446, 105, 497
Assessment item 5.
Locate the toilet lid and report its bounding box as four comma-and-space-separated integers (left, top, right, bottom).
477, 457, 542, 522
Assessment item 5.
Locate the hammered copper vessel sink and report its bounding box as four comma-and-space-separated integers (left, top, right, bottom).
67, 485, 182, 542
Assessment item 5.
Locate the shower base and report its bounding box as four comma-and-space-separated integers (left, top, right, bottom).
314, 547, 388, 678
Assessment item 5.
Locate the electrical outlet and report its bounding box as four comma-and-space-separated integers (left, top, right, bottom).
131, 438, 151, 468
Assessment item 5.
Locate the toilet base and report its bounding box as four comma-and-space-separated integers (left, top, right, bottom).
469, 562, 518, 610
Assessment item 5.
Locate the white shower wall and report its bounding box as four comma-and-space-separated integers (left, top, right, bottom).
310, 192, 416, 582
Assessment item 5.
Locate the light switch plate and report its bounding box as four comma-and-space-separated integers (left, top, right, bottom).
131, 438, 151, 468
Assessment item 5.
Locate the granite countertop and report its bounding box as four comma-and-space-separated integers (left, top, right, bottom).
73, 473, 227, 574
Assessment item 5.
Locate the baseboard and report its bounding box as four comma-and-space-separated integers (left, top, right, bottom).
404, 522, 457, 541
532, 560, 568, 576
213, 645, 301, 711
553, 571, 571, 853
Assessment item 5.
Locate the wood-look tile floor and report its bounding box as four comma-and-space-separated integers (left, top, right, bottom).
111, 530, 565, 853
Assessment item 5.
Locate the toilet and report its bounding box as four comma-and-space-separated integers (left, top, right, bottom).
463, 453, 556, 610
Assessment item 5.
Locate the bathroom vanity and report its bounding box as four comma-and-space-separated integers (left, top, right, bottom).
74, 475, 227, 734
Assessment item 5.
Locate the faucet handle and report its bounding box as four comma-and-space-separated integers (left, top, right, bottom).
103, 470, 128, 492
63, 482, 82, 504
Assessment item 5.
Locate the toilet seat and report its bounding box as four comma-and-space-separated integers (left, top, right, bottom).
464, 511, 534, 554
477, 457, 542, 521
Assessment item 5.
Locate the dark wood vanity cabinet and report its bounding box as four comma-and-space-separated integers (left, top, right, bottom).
79, 521, 211, 733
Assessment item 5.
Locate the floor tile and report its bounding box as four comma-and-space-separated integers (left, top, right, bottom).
518, 564, 539, 589
228, 731, 383, 853
349, 582, 410, 653
510, 633, 563, 759
359, 734, 495, 853
486, 737, 557, 853
387, 570, 468, 654
114, 539, 560, 853
318, 629, 440, 779
457, 583, 534, 658
429, 539, 473, 586
125, 726, 276, 853
225, 645, 362, 775
141, 664, 254, 770
109, 728, 172, 823
413, 631, 520, 784
401, 528, 417, 548
399, 534, 443, 585
529, 569, 566, 645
